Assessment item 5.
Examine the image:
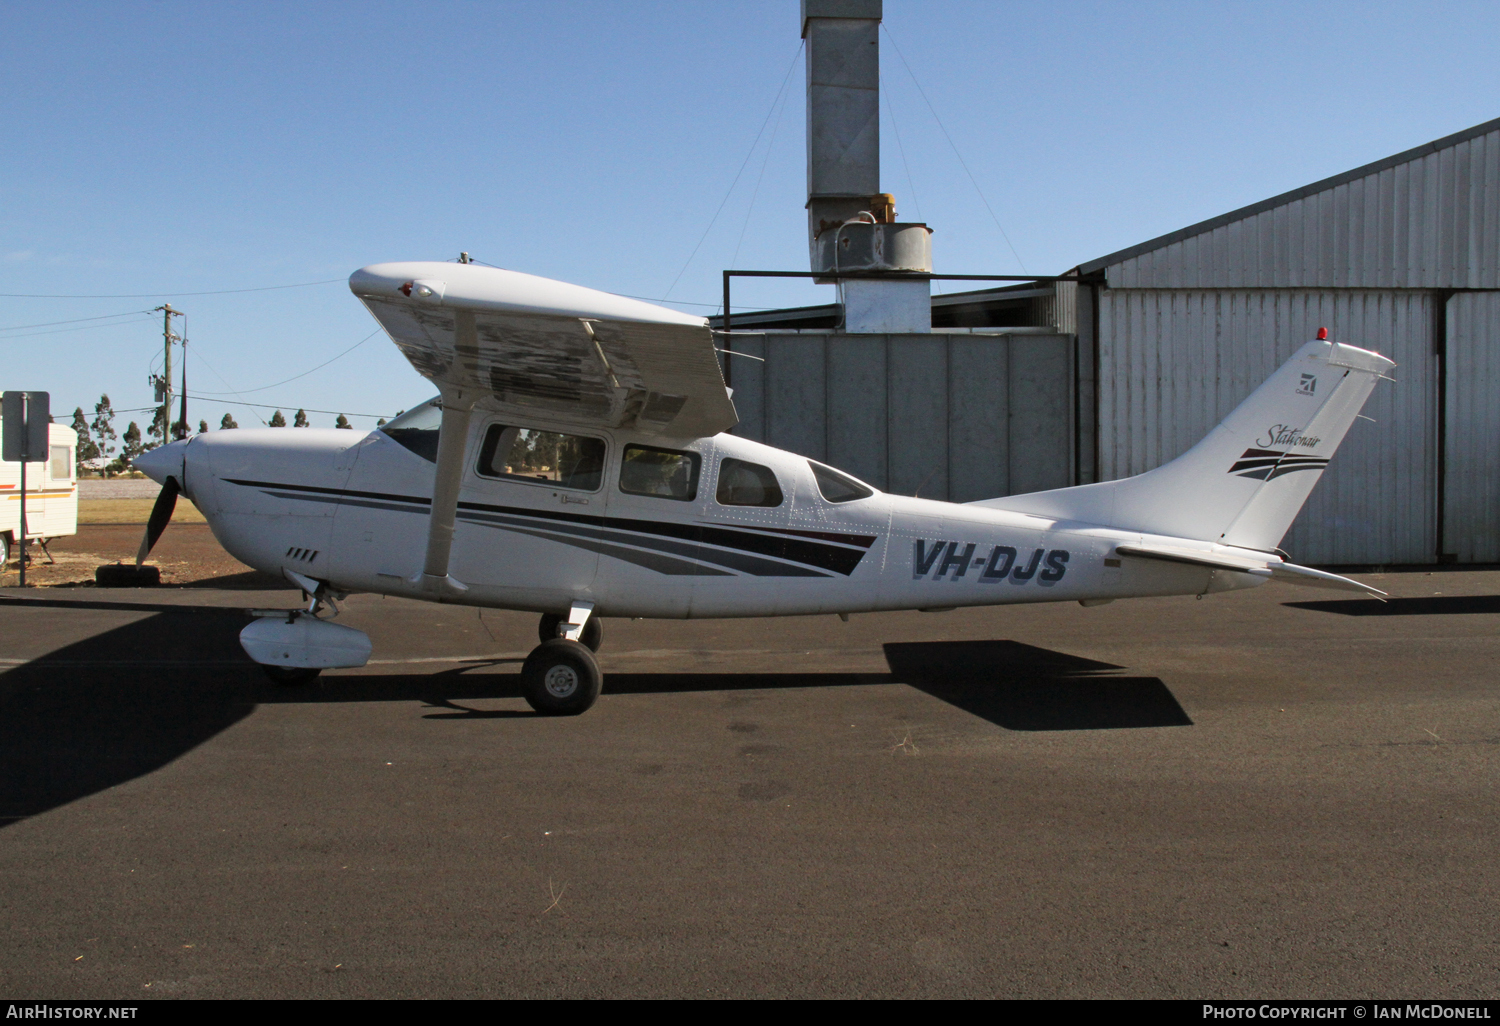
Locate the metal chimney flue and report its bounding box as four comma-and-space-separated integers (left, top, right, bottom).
803, 0, 931, 332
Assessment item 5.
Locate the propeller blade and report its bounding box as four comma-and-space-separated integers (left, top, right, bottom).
135, 476, 180, 566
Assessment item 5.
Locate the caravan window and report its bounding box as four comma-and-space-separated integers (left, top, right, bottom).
50, 446, 72, 482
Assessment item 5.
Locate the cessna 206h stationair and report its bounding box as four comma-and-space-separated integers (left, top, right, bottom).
133, 261, 1391, 715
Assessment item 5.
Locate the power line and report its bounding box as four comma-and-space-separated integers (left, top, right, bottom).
661, 41, 804, 300
0, 309, 152, 332
727, 50, 798, 292
0, 277, 345, 299
183, 345, 269, 426
193, 329, 383, 395
0, 313, 158, 341
882, 25, 1028, 273
185, 395, 393, 420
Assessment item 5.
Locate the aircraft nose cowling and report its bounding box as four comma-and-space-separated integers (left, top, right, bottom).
133, 439, 188, 487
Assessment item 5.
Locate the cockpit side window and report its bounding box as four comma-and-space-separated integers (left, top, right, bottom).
476, 425, 606, 491
379, 399, 442, 462
808, 460, 875, 503
716, 457, 783, 507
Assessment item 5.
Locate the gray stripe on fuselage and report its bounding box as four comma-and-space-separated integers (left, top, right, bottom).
471, 521, 730, 576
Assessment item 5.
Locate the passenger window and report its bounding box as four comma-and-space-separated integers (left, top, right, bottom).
619, 445, 700, 501
50, 446, 72, 482
809, 460, 874, 503
476, 425, 605, 491
716, 457, 783, 507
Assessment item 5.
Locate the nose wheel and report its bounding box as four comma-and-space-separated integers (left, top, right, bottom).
521, 638, 602, 716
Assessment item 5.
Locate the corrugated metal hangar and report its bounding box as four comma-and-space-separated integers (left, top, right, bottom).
721, 3, 1497, 566
1073, 115, 1500, 566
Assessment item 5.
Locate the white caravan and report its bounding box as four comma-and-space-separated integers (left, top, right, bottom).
0, 420, 78, 568
133, 262, 1391, 715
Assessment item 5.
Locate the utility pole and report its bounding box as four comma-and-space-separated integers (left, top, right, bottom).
151, 305, 183, 444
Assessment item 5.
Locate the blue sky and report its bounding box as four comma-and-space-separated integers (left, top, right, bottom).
3, 0, 1497, 434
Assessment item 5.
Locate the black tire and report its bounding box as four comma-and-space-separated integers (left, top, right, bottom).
94, 563, 161, 588
521, 638, 602, 716
261, 664, 323, 687
0, 534, 9, 569
537, 612, 603, 652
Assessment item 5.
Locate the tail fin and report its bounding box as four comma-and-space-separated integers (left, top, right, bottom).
974, 338, 1394, 551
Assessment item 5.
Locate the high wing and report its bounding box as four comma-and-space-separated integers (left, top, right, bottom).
349, 262, 737, 439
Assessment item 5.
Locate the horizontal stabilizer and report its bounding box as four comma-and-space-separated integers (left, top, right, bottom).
1115, 543, 1386, 598
1115, 543, 1272, 575
1269, 562, 1387, 598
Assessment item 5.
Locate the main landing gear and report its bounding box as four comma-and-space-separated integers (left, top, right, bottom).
523, 603, 603, 715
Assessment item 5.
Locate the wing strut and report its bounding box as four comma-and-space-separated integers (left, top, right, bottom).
415, 306, 479, 596
417, 392, 474, 596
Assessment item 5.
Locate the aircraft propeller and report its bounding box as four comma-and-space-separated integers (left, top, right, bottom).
135, 475, 180, 566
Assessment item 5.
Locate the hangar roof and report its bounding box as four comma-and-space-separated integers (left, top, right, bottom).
1080, 115, 1500, 290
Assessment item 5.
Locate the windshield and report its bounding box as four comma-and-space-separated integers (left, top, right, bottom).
380, 397, 442, 462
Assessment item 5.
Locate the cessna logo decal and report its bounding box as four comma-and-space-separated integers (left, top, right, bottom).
1228, 448, 1331, 481
914, 541, 1069, 585
1297, 373, 1317, 395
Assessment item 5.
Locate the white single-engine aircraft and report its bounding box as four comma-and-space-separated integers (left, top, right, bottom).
133, 261, 1391, 715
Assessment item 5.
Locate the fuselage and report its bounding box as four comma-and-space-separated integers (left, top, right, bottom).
142, 412, 1266, 619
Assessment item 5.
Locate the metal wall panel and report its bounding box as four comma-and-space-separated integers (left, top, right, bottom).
727, 332, 1074, 502
826, 336, 888, 487
1098, 290, 1436, 564
763, 334, 827, 463
1443, 292, 1500, 561
1008, 337, 1074, 496
947, 337, 1009, 502
1105, 127, 1499, 290
886, 337, 950, 498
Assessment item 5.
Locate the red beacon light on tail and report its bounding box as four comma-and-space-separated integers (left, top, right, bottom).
1317, 327, 1329, 340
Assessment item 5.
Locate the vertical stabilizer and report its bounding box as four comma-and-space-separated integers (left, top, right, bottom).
974, 339, 1394, 551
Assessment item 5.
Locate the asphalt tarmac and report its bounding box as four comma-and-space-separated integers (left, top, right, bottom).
0, 564, 1497, 998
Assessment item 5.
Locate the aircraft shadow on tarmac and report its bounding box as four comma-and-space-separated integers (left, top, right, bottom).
1285, 594, 1500, 616
0, 604, 257, 831
0, 602, 1188, 829
883, 640, 1192, 731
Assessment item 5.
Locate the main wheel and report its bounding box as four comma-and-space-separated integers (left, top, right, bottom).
0, 533, 9, 569
261, 665, 323, 687
521, 638, 602, 716
537, 612, 603, 652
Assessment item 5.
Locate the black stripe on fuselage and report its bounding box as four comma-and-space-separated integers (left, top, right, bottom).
222, 478, 867, 575
460, 509, 829, 577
